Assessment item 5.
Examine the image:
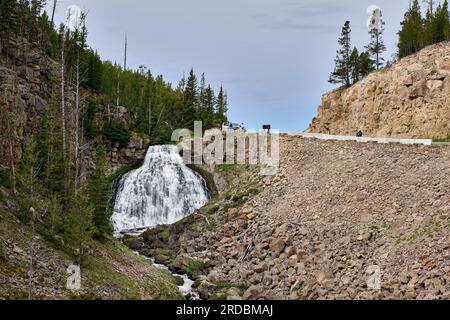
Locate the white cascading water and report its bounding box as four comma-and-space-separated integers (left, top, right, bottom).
112, 145, 209, 232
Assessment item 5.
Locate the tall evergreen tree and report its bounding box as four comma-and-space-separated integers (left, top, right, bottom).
431, 1, 450, 43
349, 47, 361, 84
215, 86, 228, 125
366, 7, 386, 70
329, 21, 352, 87
87, 144, 112, 238
398, 0, 424, 58
0, 0, 19, 46
65, 191, 94, 269
16, 139, 42, 221
182, 68, 198, 130
358, 51, 375, 79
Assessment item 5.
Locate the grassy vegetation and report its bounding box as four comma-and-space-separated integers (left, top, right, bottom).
208, 281, 246, 300
217, 164, 237, 173
0, 167, 9, 189
159, 229, 170, 242
186, 259, 209, 279
0, 202, 182, 300
191, 164, 262, 231
432, 136, 450, 143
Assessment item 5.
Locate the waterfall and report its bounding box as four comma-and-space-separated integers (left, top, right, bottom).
112, 145, 209, 232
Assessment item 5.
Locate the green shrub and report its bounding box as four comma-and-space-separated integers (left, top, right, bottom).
84, 100, 100, 139
186, 260, 208, 279
102, 121, 130, 145
159, 230, 170, 242
0, 167, 10, 189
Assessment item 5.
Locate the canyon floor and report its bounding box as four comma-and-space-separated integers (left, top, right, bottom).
135, 135, 450, 300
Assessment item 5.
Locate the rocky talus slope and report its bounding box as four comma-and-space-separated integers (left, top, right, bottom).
132, 136, 450, 300
309, 42, 450, 139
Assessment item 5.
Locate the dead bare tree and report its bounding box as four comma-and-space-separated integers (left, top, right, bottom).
74, 52, 81, 188
3, 79, 19, 195
423, 0, 435, 14
28, 207, 36, 300
50, 0, 58, 27
60, 29, 66, 159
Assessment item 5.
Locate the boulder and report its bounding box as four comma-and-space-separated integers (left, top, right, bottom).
197, 280, 217, 300
243, 285, 263, 300
269, 239, 286, 257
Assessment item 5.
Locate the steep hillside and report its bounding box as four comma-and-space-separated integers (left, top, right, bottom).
132, 136, 450, 300
309, 42, 450, 139
0, 188, 182, 300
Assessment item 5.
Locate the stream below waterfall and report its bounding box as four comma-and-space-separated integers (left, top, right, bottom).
112, 145, 209, 299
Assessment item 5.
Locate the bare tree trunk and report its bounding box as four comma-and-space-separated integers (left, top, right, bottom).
148, 96, 152, 136
124, 33, 128, 71
60, 30, 70, 221
61, 31, 66, 159
376, 31, 379, 70
51, 0, 58, 27
74, 54, 80, 189
5, 80, 18, 195
7, 129, 16, 195
116, 75, 120, 107
28, 207, 36, 300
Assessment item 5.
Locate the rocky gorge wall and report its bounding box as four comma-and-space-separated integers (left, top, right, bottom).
309, 42, 450, 139
0, 38, 62, 166
0, 38, 149, 178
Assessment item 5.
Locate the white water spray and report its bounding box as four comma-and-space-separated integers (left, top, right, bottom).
112, 145, 209, 232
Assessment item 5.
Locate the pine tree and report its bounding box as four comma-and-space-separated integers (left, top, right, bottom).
204, 85, 216, 129
366, 7, 386, 70
215, 86, 228, 126
65, 191, 94, 269
87, 144, 112, 238
444, 0, 450, 40
431, 2, 450, 43
16, 139, 42, 222
329, 21, 352, 87
182, 68, 198, 130
398, 0, 424, 58
358, 51, 375, 79
349, 47, 360, 84
0, 0, 19, 47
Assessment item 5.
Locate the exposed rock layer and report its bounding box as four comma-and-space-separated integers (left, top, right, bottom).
309, 42, 450, 139
0, 38, 148, 176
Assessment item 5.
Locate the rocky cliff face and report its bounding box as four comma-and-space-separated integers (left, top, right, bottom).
309, 42, 450, 139
0, 38, 62, 164
0, 38, 149, 176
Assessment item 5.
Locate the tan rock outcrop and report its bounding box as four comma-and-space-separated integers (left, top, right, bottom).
309, 42, 450, 139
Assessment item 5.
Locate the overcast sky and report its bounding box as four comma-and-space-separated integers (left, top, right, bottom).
47, 0, 413, 131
